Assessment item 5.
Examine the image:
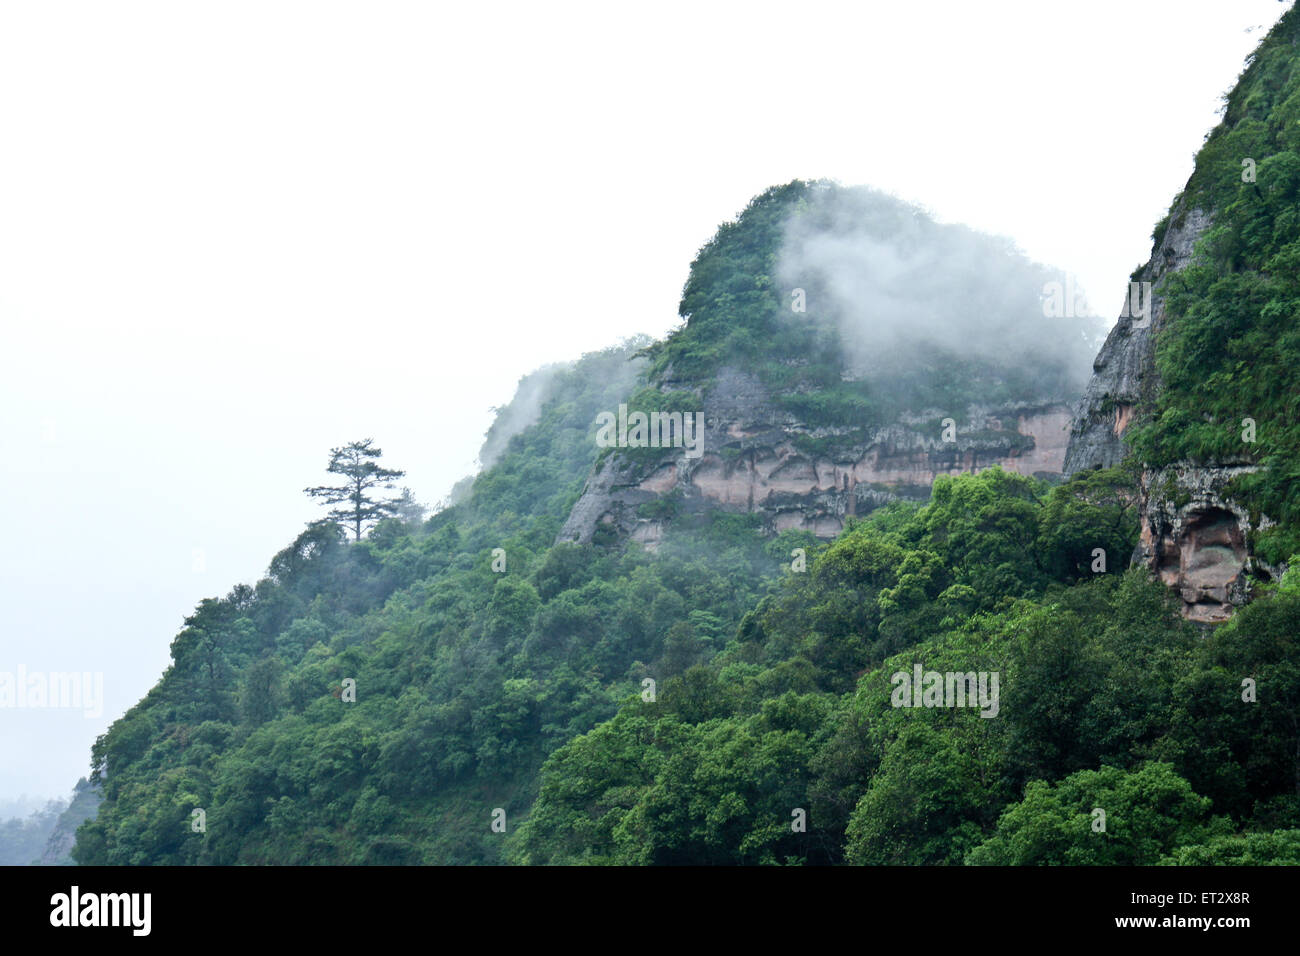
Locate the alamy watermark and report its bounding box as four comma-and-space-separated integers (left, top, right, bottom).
1041, 276, 1151, 329
0, 665, 103, 718
891, 663, 1000, 718
593, 403, 705, 459
50, 886, 150, 936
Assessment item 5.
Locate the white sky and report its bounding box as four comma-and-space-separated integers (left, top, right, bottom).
0, 0, 1291, 803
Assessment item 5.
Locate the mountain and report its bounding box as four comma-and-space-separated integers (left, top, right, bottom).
38, 778, 101, 865
561, 182, 1096, 546
0, 778, 99, 865
1065, 10, 1300, 622
69, 12, 1300, 865
0, 800, 63, 866
68, 182, 1111, 865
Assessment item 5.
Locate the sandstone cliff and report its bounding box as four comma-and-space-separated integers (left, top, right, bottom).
1063, 198, 1211, 475
560, 365, 1071, 546
1134, 463, 1283, 623
1063, 199, 1282, 621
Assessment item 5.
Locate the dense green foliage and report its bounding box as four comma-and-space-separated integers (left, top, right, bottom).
513, 471, 1300, 865
74, 401, 1300, 867
641, 181, 1097, 429
72, 49, 1300, 863
75, 270, 1300, 868
1127, 7, 1300, 562
74, 340, 789, 864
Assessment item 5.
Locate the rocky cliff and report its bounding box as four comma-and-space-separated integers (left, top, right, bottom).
557, 181, 1096, 550
1064, 200, 1282, 622
1134, 463, 1283, 623
560, 366, 1071, 546
1063, 199, 1211, 475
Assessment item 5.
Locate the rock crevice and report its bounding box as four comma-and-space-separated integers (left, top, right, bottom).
1134, 464, 1280, 623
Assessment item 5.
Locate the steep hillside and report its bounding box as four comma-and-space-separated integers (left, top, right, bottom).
38, 778, 100, 865
517, 461, 1300, 865
69, 182, 1104, 866
72, 339, 791, 864
561, 182, 1096, 546
1067, 9, 1300, 621
71, 19, 1300, 861
507, 18, 1300, 863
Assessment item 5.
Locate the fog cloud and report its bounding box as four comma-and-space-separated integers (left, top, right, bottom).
777, 185, 1106, 402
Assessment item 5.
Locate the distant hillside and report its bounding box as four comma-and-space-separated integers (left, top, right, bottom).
0, 777, 99, 865
0, 801, 63, 865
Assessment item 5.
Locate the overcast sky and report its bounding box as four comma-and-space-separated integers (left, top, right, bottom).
0, 0, 1290, 804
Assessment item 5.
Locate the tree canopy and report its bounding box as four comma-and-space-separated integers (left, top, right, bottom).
305, 439, 406, 541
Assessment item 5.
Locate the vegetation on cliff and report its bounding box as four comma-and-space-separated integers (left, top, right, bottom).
72, 420, 1300, 863
1127, 6, 1300, 563
71, 36, 1300, 860
643, 180, 1098, 428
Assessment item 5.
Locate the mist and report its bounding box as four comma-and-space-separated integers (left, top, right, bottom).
447, 337, 651, 507
477, 364, 570, 471
777, 185, 1108, 405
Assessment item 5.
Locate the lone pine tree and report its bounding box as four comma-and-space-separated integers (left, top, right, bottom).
304, 439, 406, 540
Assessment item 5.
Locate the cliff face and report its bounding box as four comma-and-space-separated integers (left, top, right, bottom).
1064, 201, 1282, 622
560, 366, 1071, 546
1063, 199, 1211, 475
559, 180, 1099, 549
1134, 464, 1281, 623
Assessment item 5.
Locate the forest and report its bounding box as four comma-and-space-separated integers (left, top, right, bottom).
60, 8, 1300, 866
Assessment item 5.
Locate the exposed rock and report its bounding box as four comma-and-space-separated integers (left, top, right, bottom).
1134, 464, 1282, 624
1061, 200, 1289, 622
1063, 201, 1212, 475
559, 366, 1072, 546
